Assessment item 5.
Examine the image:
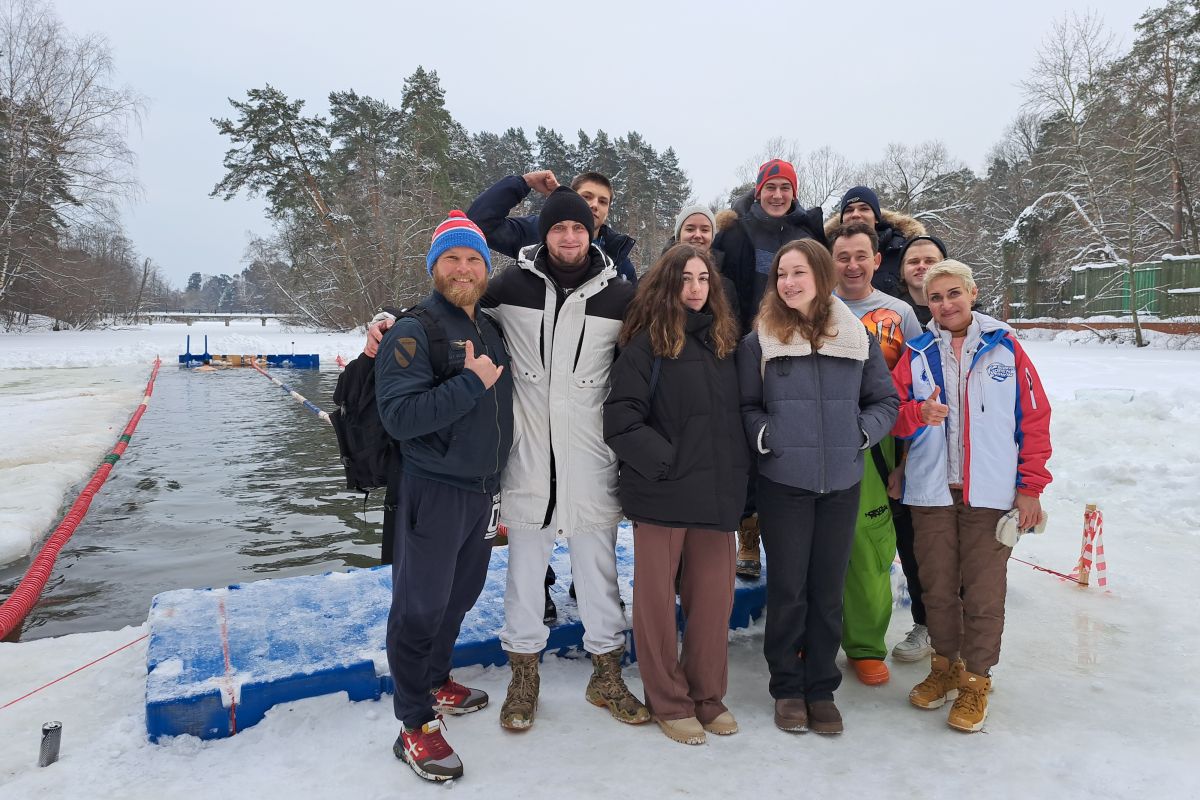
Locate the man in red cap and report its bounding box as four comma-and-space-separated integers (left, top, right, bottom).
712, 159, 826, 580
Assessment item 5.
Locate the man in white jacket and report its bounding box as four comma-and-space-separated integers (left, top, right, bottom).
480, 187, 648, 730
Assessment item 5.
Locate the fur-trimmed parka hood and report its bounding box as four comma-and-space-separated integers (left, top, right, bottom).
823, 208, 926, 241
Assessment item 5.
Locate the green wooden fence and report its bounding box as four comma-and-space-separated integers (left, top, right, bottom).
1062, 257, 1200, 318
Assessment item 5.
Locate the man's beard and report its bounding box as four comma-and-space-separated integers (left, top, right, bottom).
548, 246, 588, 270
435, 272, 487, 307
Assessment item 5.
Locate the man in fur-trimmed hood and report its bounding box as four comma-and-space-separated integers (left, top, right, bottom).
825, 186, 926, 298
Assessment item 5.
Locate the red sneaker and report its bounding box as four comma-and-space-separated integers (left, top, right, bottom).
432, 678, 489, 714
394, 718, 463, 782
848, 657, 890, 685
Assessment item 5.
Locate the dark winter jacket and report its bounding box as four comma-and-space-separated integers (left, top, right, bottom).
603, 311, 750, 531
824, 210, 926, 298
898, 287, 933, 327
467, 175, 639, 284
375, 291, 514, 494
712, 192, 827, 334
738, 297, 898, 494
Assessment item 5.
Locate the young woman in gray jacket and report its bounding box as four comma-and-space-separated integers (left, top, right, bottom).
737, 238, 898, 735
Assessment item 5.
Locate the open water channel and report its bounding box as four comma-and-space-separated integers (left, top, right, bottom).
0, 365, 384, 641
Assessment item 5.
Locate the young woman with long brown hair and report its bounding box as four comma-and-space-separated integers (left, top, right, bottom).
603, 243, 749, 745
737, 238, 898, 734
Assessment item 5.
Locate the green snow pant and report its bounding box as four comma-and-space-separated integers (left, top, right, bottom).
841, 436, 897, 660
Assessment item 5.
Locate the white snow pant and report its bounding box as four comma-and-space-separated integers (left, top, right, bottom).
500, 518, 626, 656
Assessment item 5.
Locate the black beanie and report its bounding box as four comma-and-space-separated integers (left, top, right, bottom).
538, 187, 595, 243
898, 234, 949, 266
839, 185, 883, 222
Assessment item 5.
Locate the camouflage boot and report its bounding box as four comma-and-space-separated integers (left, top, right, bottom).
585, 646, 651, 725
499, 651, 540, 731
735, 514, 761, 579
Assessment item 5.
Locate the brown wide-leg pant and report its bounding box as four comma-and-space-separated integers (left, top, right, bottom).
910, 489, 1009, 676
632, 523, 735, 723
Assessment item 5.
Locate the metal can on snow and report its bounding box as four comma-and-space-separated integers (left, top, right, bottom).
39, 721, 62, 767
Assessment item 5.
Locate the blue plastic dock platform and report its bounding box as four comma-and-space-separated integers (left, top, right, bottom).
145, 525, 767, 741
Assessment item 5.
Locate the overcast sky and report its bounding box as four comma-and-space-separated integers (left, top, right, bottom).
53, 0, 1148, 288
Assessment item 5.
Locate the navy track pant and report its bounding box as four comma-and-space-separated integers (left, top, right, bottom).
385, 471, 493, 728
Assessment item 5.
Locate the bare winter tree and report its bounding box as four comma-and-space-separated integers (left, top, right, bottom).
0, 0, 142, 307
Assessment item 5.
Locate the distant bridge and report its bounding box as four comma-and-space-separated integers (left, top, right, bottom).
141, 311, 305, 327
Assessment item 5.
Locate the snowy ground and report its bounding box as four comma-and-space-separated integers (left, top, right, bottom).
0, 324, 1197, 798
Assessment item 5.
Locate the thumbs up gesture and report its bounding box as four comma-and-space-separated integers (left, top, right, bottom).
464, 339, 504, 389
920, 386, 949, 426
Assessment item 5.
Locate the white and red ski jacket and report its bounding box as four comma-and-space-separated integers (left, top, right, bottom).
891, 313, 1052, 510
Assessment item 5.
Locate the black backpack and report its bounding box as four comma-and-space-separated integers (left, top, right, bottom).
329, 306, 456, 496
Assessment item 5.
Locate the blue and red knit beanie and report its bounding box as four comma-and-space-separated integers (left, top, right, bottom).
426, 210, 492, 274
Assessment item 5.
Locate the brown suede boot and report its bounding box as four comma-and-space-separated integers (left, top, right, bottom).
585, 646, 651, 724
499, 651, 540, 730
735, 514, 761, 579
806, 700, 843, 734
909, 654, 964, 709
947, 670, 991, 733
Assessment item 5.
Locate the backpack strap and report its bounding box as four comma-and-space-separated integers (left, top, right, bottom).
869, 442, 891, 487
398, 305, 454, 382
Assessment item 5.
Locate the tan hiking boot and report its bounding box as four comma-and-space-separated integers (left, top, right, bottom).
499, 651, 540, 730
655, 716, 706, 745
584, 646, 651, 725
702, 710, 738, 736
947, 670, 991, 733
909, 654, 964, 709
735, 514, 761, 579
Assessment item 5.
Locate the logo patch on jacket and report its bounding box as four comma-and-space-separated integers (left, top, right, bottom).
865, 505, 888, 519
987, 363, 1015, 382
393, 337, 418, 368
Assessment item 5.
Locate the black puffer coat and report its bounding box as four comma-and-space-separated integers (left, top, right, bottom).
603, 311, 750, 531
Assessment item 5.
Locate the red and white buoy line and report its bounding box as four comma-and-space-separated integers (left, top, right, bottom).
248, 361, 331, 425
0, 358, 162, 640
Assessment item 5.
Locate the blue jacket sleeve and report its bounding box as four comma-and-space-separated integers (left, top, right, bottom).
466, 175, 540, 260
616, 255, 638, 285
374, 318, 486, 441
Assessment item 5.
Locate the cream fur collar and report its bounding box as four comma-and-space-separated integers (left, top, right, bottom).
758, 296, 869, 376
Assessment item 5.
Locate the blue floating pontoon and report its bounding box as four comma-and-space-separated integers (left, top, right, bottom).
177, 335, 319, 369
145, 525, 767, 741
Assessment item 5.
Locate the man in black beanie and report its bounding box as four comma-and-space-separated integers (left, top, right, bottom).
467, 170, 639, 284
537, 186, 595, 274
479, 187, 647, 732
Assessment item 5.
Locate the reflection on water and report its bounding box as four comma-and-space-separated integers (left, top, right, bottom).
0, 367, 384, 641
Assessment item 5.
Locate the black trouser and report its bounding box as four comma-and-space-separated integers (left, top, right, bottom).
757, 476, 860, 702
385, 472, 493, 729
892, 500, 926, 626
